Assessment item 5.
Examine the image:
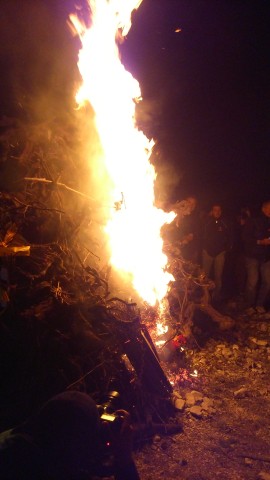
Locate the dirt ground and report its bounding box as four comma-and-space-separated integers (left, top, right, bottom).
134, 307, 270, 480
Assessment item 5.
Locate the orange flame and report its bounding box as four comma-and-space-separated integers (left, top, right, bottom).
71, 0, 175, 305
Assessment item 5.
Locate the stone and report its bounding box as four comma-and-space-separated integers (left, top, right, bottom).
234, 387, 248, 398
259, 323, 268, 332
171, 391, 186, 411
161, 441, 169, 450
186, 390, 203, 406
178, 458, 188, 466
189, 405, 203, 418
174, 398, 186, 411
249, 337, 259, 348
258, 472, 270, 480
201, 397, 214, 410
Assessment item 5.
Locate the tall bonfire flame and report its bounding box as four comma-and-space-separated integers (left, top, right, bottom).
70, 0, 175, 306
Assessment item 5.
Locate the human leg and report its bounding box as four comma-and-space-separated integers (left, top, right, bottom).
213, 251, 225, 301
244, 257, 259, 307
235, 253, 247, 296
257, 260, 270, 308
202, 249, 213, 278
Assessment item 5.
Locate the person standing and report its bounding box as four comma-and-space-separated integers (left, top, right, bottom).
231, 208, 251, 299
161, 196, 200, 263
202, 204, 232, 303
176, 196, 200, 263
242, 200, 270, 314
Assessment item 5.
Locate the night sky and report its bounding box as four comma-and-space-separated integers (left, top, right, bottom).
0, 0, 269, 212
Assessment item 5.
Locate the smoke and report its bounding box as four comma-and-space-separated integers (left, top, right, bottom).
0, 0, 82, 119
0, 1, 114, 268
154, 157, 183, 209
134, 96, 183, 207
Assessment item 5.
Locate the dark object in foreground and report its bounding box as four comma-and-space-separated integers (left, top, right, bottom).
0, 391, 140, 480
121, 322, 173, 397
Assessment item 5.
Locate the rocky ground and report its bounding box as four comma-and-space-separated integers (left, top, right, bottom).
133, 307, 270, 480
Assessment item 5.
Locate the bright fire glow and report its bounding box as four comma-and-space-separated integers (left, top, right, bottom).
156, 322, 169, 336
71, 0, 175, 305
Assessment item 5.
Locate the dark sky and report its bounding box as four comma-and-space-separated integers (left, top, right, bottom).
122, 0, 270, 209
0, 0, 270, 211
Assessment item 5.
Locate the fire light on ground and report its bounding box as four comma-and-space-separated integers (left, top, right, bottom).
70, 0, 175, 307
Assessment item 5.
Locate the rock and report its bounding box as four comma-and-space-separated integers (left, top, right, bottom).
178, 458, 188, 466
222, 347, 233, 356
186, 390, 203, 406
185, 393, 196, 406
258, 472, 270, 480
256, 339, 268, 347
171, 391, 186, 411
189, 405, 203, 418
171, 390, 183, 400
201, 396, 214, 411
160, 440, 169, 450
219, 439, 232, 448
248, 337, 259, 349
174, 398, 186, 411
259, 323, 268, 332
234, 387, 248, 398
191, 390, 204, 402
248, 337, 268, 348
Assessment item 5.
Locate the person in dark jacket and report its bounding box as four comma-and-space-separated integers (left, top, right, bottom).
242, 200, 270, 314
232, 208, 251, 297
0, 391, 140, 480
202, 204, 232, 302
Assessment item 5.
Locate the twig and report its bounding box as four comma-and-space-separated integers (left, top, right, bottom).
24, 176, 95, 201
66, 362, 105, 390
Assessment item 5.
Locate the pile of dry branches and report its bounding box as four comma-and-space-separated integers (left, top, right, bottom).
0, 113, 233, 433
0, 113, 175, 431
